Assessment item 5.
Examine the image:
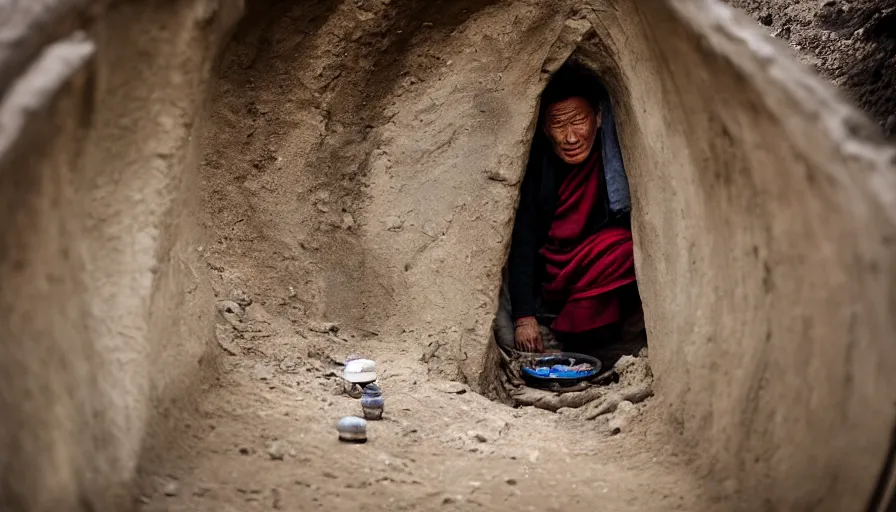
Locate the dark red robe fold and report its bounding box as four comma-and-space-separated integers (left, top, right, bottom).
539, 151, 636, 333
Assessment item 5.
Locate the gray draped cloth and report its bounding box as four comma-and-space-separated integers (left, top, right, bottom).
601, 98, 631, 215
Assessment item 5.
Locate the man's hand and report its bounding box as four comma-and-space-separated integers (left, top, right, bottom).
514, 316, 543, 353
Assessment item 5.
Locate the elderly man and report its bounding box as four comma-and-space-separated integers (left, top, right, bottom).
508, 69, 639, 354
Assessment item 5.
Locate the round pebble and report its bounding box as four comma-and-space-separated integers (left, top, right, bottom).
362, 383, 382, 397
337, 416, 368, 443
361, 384, 385, 420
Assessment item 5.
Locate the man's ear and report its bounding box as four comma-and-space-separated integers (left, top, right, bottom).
595, 109, 602, 129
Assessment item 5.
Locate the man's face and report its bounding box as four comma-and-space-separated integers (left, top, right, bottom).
543, 96, 600, 165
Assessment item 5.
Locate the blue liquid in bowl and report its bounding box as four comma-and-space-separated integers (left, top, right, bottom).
523, 364, 594, 379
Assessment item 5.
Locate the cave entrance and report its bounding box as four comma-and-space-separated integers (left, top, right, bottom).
488, 62, 650, 412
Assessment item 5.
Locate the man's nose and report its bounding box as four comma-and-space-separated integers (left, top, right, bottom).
564, 127, 579, 144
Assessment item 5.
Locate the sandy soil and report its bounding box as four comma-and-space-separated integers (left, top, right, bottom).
136, 305, 709, 511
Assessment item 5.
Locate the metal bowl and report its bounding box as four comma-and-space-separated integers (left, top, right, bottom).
520, 352, 602, 387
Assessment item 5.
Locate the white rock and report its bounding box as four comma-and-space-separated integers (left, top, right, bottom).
162, 481, 180, 497
616, 400, 635, 413
384, 216, 403, 231
267, 441, 286, 460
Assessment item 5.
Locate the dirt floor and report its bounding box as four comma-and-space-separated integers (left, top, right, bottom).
135, 307, 709, 511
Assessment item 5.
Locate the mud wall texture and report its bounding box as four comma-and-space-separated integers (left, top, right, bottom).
730, 0, 896, 128
2, 0, 896, 511
198, 0, 584, 384
580, 2, 896, 509
202, 0, 896, 510
203, 0, 896, 509
0, 0, 242, 509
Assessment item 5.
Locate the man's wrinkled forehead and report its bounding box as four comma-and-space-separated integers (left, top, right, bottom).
545, 96, 594, 120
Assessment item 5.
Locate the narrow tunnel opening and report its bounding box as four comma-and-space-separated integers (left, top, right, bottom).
485, 61, 651, 413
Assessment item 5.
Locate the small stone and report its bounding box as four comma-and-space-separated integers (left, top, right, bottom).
138, 495, 152, 504
608, 414, 630, 435
252, 365, 274, 381
616, 400, 635, 413
162, 481, 180, 497
505, 477, 518, 486
337, 416, 368, 443
363, 383, 382, 396
217, 300, 243, 316
299, 240, 319, 251
239, 447, 251, 455
486, 169, 509, 182
361, 383, 385, 420
280, 357, 302, 374
342, 213, 355, 230
309, 321, 339, 334
468, 431, 487, 443
442, 496, 456, 505
435, 381, 467, 394
384, 216, 404, 231
231, 289, 252, 307
267, 441, 286, 460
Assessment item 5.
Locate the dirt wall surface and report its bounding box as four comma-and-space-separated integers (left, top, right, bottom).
730, 0, 896, 127
2, 0, 896, 511
200, 0, 587, 386
0, 0, 243, 509
198, 0, 896, 508
580, 2, 896, 508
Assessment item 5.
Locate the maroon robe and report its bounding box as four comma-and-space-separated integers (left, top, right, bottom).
539, 151, 636, 333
